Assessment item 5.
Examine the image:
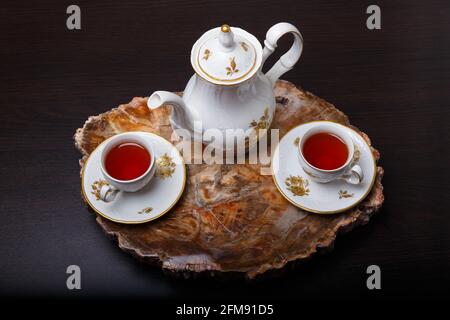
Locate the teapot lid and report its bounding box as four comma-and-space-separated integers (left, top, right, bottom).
191, 24, 262, 86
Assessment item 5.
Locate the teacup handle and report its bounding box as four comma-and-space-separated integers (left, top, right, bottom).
341, 165, 364, 185
261, 22, 304, 87
99, 184, 119, 202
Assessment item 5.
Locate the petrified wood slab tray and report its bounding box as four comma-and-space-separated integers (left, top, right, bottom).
74, 80, 384, 279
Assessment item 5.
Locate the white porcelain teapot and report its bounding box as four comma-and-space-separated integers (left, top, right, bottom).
148, 23, 303, 149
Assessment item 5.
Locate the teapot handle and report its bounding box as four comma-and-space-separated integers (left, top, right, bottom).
261, 22, 304, 87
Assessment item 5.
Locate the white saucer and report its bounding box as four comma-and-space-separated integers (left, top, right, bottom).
272, 121, 376, 214
81, 132, 186, 224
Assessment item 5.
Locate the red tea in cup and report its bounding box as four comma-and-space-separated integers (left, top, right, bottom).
105, 142, 151, 180
302, 132, 348, 170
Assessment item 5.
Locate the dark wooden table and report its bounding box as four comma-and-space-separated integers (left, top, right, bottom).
1, 0, 449, 301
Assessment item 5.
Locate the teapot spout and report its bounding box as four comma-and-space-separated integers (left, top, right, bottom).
148, 91, 193, 134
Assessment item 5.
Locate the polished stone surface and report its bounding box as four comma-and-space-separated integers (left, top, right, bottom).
75, 80, 384, 279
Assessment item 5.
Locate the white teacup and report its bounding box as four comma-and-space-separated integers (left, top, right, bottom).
298, 123, 363, 184
98, 132, 156, 202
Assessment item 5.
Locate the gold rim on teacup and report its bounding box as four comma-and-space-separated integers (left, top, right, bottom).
298, 123, 364, 184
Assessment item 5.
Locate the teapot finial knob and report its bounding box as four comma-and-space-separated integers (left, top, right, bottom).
221, 24, 231, 33
219, 24, 234, 49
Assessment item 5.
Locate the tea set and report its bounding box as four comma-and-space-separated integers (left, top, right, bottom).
81, 22, 376, 223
